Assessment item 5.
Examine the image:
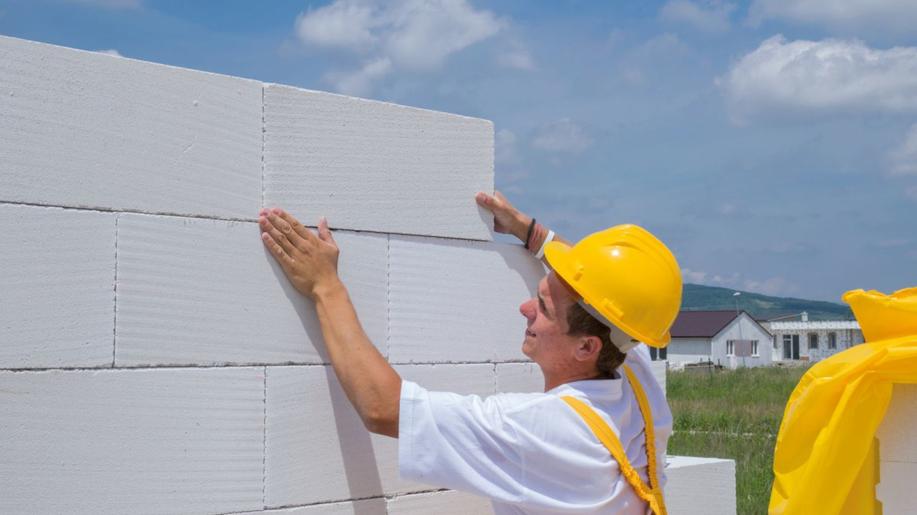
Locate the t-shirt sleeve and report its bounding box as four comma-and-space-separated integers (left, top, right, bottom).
398, 380, 529, 504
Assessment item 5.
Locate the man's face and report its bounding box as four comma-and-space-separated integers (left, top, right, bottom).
519, 272, 581, 365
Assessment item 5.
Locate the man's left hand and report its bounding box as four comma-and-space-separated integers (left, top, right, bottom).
259, 208, 341, 299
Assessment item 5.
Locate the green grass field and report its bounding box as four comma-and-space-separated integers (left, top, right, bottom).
666, 366, 809, 515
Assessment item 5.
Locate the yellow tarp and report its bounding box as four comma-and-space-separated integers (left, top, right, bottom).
769, 286, 917, 515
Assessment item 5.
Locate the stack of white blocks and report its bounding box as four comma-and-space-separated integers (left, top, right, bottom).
0, 35, 734, 514
877, 385, 917, 512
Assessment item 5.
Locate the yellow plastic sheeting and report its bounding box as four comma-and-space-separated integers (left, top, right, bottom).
769, 287, 917, 515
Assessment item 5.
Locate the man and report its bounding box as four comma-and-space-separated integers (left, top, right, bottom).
258, 191, 681, 514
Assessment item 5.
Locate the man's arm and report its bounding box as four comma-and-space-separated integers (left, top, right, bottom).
475, 191, 571, 259
259, 208, 401, 438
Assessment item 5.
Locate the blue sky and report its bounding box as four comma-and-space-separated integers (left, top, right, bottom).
2, 0, 916, 302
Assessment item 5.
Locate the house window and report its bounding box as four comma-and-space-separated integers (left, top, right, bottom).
648, 347, 667, 361
808, 333, 819, 350
751, 340, 759, 357
726, 340, 734, 356
828, 332, 837, 350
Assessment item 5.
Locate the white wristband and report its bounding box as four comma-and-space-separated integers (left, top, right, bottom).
535, 230, 554, 259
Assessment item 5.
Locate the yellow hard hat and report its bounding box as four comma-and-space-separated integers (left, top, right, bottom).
544, 224, 682, 348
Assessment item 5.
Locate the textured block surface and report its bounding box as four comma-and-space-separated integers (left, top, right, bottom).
0, 367, 264, 514
0, 204, 115, 368
495, 362, 543, 393
243, 498, 387, 514
0, 36, 262, 218
389, 236, 544, 363
265, 364, 494, 507
665, 456, 736, 515
878, 460, 917, 515
116, 214, 387, 366
878, 384, 917, 462
263, 84, 494, 240
387, 490, 493, 514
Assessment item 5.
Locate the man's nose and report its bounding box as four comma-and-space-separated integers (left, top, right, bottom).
520, 298, 535, 320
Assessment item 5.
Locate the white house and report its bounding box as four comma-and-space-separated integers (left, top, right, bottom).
662, 310, 773, 369
765, 312, 863, 363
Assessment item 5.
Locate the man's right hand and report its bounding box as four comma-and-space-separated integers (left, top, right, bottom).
475, 191, 532, 244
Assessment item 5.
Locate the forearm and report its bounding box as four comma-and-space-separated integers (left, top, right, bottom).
313, 280, 401, 437
506, 213, 571, 265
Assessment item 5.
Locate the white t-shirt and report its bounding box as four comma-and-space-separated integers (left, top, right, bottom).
398, 346, 672, 514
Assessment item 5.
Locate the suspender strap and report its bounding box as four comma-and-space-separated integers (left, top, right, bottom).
561, 364, 667, 515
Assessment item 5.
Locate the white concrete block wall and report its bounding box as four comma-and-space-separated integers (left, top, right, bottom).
263, 84, 494, 240
1, 35, 732, 515
0, 367, 265, 514
665, 456, 736, 514
388, 235, 545, 363
115, 214, 388, 366
877, 384, 917, 513
0, 36, 263, 219
0, 204, 116, 368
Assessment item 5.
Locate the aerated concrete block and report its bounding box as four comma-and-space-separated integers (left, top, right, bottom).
242, 498, 387, 514
264, 364, 494, 507
387, 490, 493, 514
0, 367, 264, 514
263, 84, 494, 240
665, 456, 736, 515
115, 214, 387, 366
388, 236, 545, 363
878, 460, 917, 514
877, 384, 917, 462
0, 204, 115, 368
0, 35, 262, 218
496, 362, 543, 393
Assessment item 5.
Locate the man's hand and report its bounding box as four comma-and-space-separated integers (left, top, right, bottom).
259, 208, 341, 299
475, 190, 531, 243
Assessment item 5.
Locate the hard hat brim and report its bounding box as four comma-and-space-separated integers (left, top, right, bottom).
544, 240, 672, 348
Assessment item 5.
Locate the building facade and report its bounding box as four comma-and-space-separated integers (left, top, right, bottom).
765, 312, 863, 363
664, 310, 774, 369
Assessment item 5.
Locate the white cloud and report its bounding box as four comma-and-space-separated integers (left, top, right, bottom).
497, 42, 535, 71
325, 57, 393, 97
532, 118, 593, 154
95, 49, 122, 57
748, 0, 917, 35
889, 124, 917, 175
296, 2, 377, 51
719, 35, 917, 122
296, 0, 503, 94
660, 0, 735, 33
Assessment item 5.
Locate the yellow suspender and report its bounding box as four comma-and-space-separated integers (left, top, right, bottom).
561, 364, 667, 515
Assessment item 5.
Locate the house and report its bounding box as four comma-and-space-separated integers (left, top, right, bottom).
661, 310, 774, 369
764, 312, 863, 363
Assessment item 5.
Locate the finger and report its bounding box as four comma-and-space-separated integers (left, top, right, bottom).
317, 216, 336, 245
262, 216, 301, 256
475, 191, 494, 208
261, 232, 296, 269
276, 208, 314, 242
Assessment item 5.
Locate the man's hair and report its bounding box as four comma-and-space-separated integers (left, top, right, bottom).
565, 302, 627, 378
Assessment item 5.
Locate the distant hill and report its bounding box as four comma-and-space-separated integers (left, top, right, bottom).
682, 283, 853, 321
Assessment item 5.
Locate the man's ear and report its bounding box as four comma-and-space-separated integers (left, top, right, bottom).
574, 335, 602, 362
